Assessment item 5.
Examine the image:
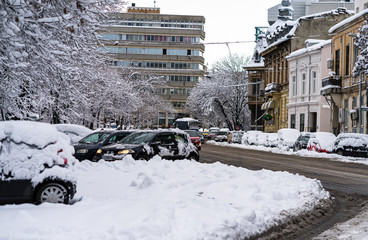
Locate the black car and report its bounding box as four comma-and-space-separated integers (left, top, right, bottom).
73, 130, 134, 161
333, 133, 368, 157
0, 121, 77, 205
96, 129, 200, 161
293, 132, 311, 151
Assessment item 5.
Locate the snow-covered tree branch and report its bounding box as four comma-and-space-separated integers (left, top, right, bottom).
186, 54, 251, 130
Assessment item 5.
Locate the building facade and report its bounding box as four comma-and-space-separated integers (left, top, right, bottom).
261, 0, 352, 133
286, 40, 331, 132
99, 5, 205, 127
355, 0, 368, 13
323, 9, 368, 134
268, 0, 354, 25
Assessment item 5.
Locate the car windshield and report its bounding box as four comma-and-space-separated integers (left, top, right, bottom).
302, 136, 310, 143
186, 131, 198, 137
120, 132, 156, 144
79, 132, 111, 144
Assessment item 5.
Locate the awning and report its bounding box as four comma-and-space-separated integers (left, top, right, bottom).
261, 100, 275, 110
267, 100, 275, 109
261, 102, 268, 110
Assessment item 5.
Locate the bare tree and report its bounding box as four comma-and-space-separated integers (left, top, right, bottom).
186, 54, 251, 130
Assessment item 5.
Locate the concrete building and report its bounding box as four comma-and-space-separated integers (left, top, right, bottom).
355, 0, 368, 12
99, 4, 205, 127
268, 0, 354, 25
323, 9, 368, 134
286, 40, 332, 132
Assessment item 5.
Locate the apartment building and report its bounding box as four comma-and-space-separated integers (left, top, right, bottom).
99, 4, 205, 127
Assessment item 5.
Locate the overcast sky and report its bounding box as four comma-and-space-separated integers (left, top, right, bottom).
125, 0, 281, 68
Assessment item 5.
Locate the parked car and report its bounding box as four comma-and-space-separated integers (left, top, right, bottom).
73, 130, 134, 161
267, 133, 279, 147
54, 124, 93, 143
227, 131, 244, 144
215, 128, 229, 142
257, 132, 269, 147
293, 132, 311, 151
185, 130, 202, 150
244, 131, 261, 145
333, 133, 368, 157
307, 132, 336, 153
96, 129, 199, 161
208, 127, 220, 140
277, 128, 300, 150
0, 121, 77, 205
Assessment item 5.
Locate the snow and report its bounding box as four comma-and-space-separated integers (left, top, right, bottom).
307, 132, 336, 153
0, 121, 76, 184
287, 40, 331, 59
0, 156, 329, 240
54, 124, 93, 143
329, 8, 368, 34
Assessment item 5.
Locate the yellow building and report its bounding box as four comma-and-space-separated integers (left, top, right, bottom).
324, 9, 368, 134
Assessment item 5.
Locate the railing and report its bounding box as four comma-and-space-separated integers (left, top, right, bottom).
321, 76, 341, 88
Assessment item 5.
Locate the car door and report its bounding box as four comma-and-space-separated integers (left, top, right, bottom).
152, 133, 178, 159
0, 171, 33, 204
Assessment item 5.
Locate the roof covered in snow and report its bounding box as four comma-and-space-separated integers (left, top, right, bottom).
262, 8, 352, 54
329, 8, 368, 33
286, 39, 331, 59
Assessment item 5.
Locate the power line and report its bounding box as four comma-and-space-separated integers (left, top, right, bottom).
203, 40, 255, 45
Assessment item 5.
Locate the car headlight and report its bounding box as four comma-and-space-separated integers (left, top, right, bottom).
96, 149, 102, 154
118, 149, 134, 155
76, 149, 88, 154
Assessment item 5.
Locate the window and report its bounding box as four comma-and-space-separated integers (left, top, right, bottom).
163, 49, 167, 55
335, 49, 340, 76
345, 45, 350, 76
302, 73, 306, 95
290, 114, 296, 129
292, 76, 297, 96
344, 99, 349, 128
187, 49, 191, 56
300, 113, 305, 132
312, 71, 316, 93
353, 44, 359, 65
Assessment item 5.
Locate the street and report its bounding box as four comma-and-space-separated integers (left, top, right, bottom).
200, 143, 368, 239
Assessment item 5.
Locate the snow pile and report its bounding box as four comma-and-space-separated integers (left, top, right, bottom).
0, 121, 76, 184
0, 157, 329, 240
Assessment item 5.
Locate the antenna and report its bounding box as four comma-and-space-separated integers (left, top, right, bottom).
154, 0, 156, 7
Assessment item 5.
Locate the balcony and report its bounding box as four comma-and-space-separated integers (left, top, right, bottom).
320, 76, 341, 96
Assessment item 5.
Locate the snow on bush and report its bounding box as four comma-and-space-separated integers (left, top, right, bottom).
0, 121, 76, 184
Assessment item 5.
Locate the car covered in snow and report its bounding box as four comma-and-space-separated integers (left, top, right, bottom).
0, 121, 77, 205
54, 124, 93, 143
96, 129, 200, 161
73, 130, 134, 161
243, 131, 261, 145
333, 133, 368, 157
307, 132, 336, 153
277, 128, 300, 151
227, 131, 244, 144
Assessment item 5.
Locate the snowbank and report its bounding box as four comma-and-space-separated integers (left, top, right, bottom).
0, 157, 329, 240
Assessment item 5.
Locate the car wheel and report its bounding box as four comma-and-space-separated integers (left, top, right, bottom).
188, 154, 199, 161
36, 183, 69, 204
136, 155, 148, 161
92, 155, 100, 162
336, 149, 344, 156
